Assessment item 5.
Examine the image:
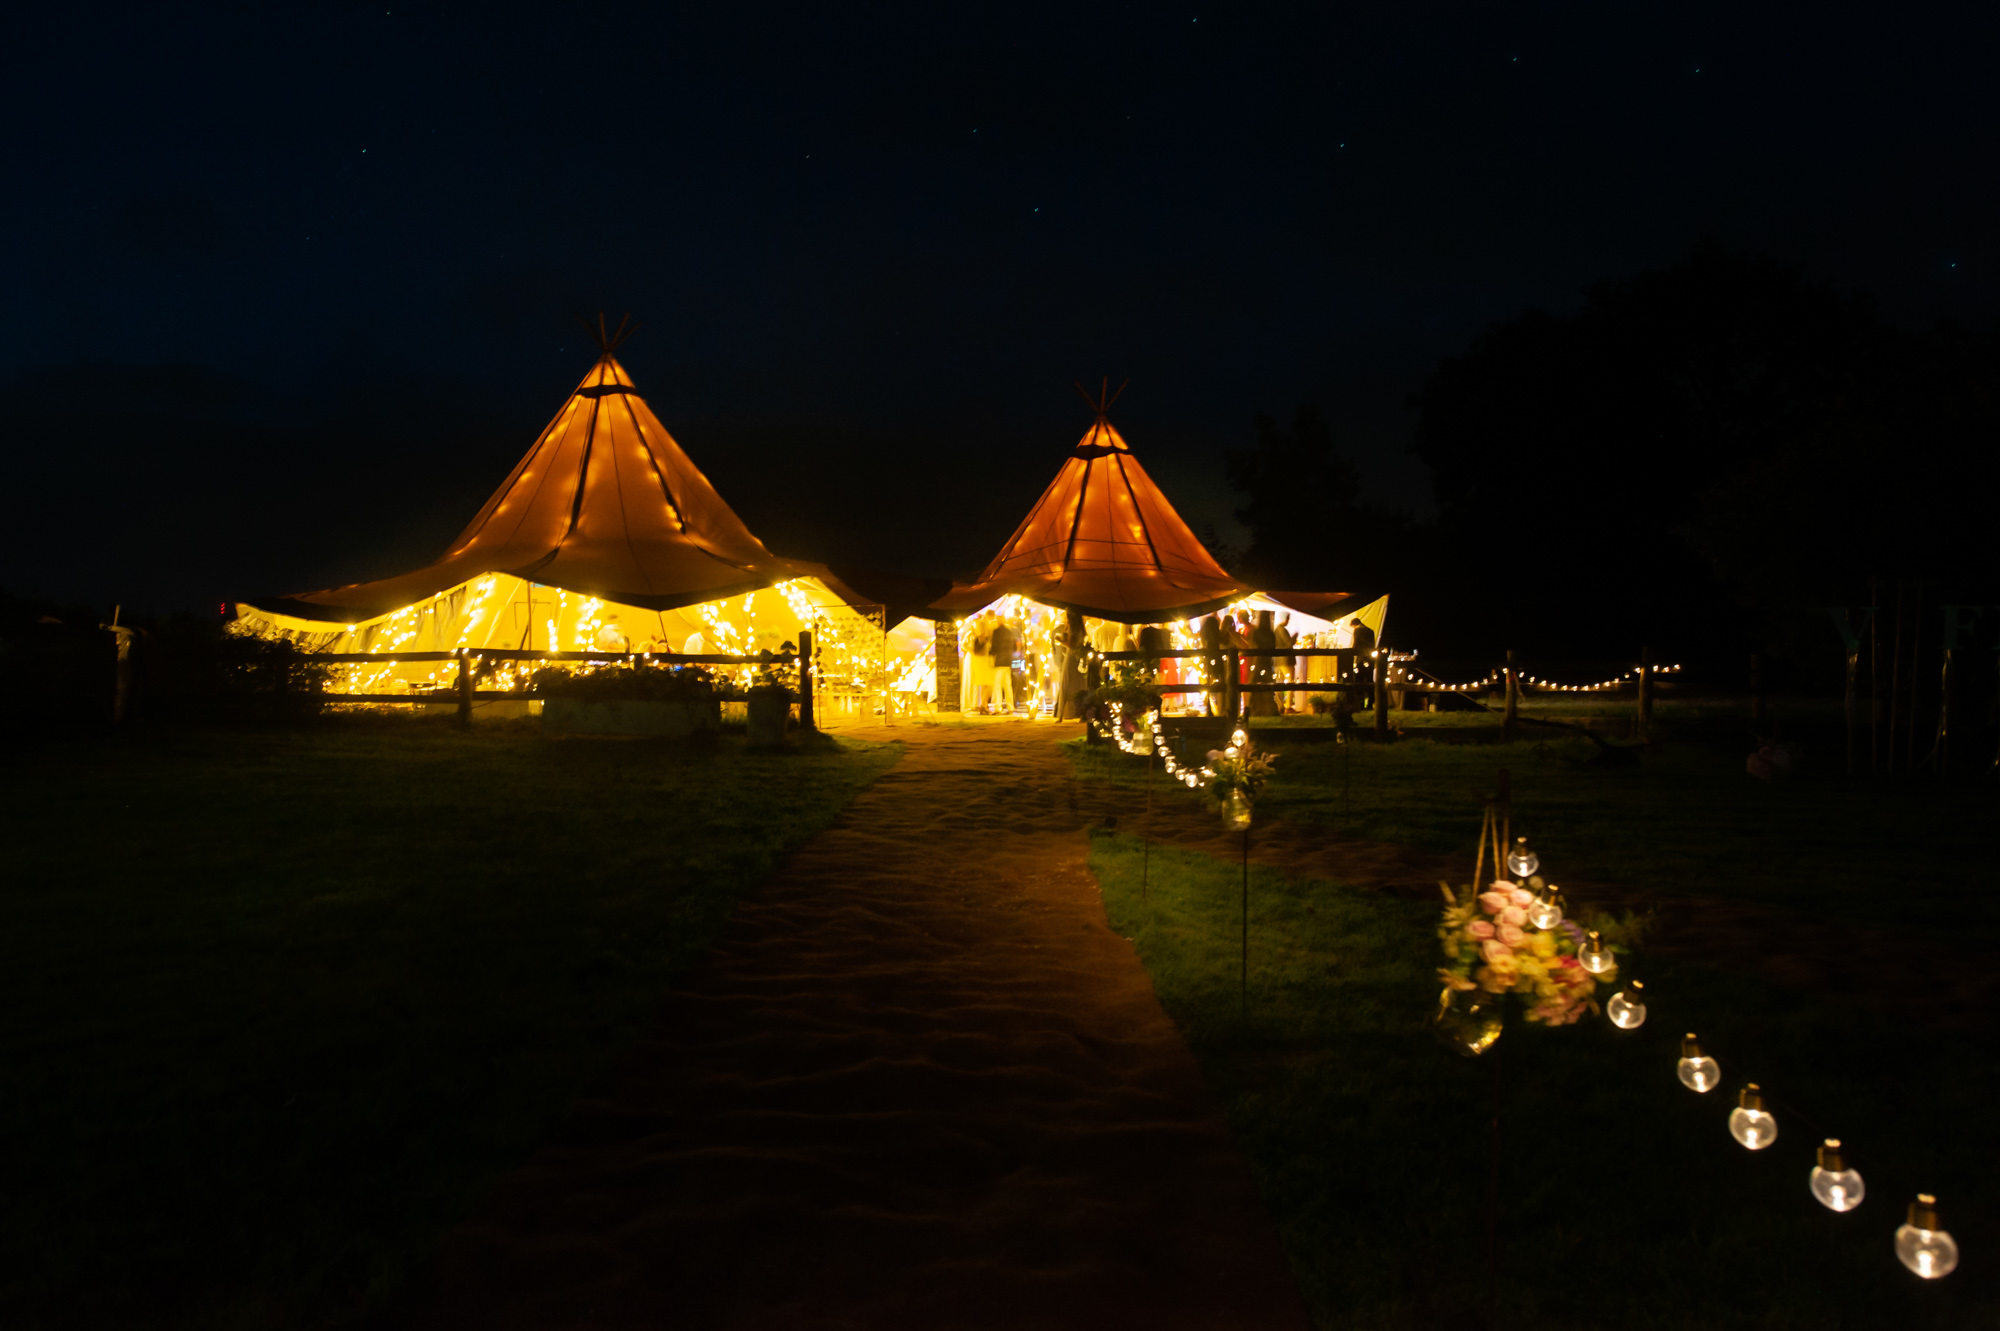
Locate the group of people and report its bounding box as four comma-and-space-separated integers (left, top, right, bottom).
1157, 609, 1376, 716
959, 611, 1028, 714
950, 604, 1377, 719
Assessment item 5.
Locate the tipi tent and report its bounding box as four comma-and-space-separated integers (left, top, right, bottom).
929, 383, 1385, 717
932, 384, 1247, 622
234, 329, 892, 696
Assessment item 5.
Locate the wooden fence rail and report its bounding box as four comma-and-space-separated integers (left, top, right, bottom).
308, 634, 817, 730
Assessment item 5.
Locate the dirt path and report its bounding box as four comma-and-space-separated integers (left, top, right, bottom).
411, 722, 1312, 1330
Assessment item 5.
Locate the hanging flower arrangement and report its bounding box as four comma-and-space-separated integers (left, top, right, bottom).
1437, 876, 1606, 1028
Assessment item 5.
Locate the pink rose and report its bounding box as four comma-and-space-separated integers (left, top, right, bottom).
1509, 887, 1535, 908
1478, 891, 1510, 915
1490, 878, 1516, 891
1468, 920, 1496, 939
1500, 906, 1527, 927
1498, 924, 1525, 946
1481, 938, 1514, 964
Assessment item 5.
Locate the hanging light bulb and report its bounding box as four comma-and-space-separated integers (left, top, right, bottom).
1526, 885, 1564, 930
1728, 1083, 1779, 1150
1578, 930, 1615, 974
1506, 836, 1540, 878
1895, 1195, 1959, 1278
1677, 1034, 1720, 1092
1809, 1139, 1865, 1213
1606, 980, 1647, 1029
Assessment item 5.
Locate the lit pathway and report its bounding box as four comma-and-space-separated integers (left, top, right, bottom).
413, 720, 1313, 1330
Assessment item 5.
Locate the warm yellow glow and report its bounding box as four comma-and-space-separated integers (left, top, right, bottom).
232, 573, 936, 707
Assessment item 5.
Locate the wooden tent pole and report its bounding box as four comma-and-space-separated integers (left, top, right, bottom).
1062, 608, 1087, 723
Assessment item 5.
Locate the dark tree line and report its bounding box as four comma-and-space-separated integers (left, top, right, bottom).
1230, 244, 2000, 682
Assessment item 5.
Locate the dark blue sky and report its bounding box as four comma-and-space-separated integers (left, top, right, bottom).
4, 2, 1994, 608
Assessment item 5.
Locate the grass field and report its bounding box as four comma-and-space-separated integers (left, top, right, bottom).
1072, 711, 1997, 940
1088, 833, 1998, 1329
0, 720, 901, 1327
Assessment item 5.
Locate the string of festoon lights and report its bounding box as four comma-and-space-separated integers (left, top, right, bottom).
1405, 662, 1687, 694
1093, 703, 1219, 790
1484, 839, 1962, 1281
1410, 668, 1504, 694
1520, 662, 1684, 693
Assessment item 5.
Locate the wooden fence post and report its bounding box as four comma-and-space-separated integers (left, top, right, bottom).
1935, 646, 1953, 777
1224, 646, 1240, 726
1636, 646, 1653, 738
797, 630, 816, 732
1372, 650, 1388, 741
1905, 581, 1923, 775
1844, 625, 1858, 779
456, 649, 473, 726
1503, 649, 1518, 741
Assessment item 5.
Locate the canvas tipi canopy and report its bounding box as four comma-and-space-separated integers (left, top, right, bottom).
932, 383, 1249, 623
928, 384, 1387, 716
235, 328, 891, 690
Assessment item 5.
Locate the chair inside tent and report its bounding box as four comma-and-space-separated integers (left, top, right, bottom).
930, 384, 1387, 716
233, 339, 910, 710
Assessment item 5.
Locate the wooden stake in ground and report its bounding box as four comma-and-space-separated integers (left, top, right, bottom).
1239, 826, 1250, 1020
1371, 650, 1389, 742
1869, 577, 1882, 775
1142, 744, 1153, 902
1889, 581, 1906, 776
1484, 1046, 1504, 1325
1472, 800, 1491, 894
1502, 650, 1518, 741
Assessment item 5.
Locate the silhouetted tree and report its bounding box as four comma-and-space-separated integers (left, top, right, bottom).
1226, 404, 1406, 592
1406, 242, 1999, 670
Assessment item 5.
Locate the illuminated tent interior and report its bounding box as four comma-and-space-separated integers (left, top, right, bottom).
926, 383, 1387, 715
235, 325, 903, 705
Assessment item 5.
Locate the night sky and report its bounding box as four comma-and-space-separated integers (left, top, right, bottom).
5, 2, 1994, 612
